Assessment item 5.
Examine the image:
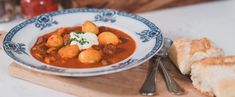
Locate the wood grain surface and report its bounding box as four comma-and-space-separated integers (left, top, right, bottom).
72, 0, 209, 12
0, 31, 6, 49
8, 58, 208, 97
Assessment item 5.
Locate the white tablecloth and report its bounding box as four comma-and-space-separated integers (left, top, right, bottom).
0, 1, 234, 97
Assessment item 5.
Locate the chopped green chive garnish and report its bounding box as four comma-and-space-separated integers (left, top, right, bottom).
78, 38, 89, 45
75, 31, 85, 34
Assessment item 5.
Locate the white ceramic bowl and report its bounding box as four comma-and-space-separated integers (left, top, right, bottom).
3, 8, 163, 76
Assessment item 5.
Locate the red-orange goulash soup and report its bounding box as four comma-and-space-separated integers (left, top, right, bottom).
31, 21, 136, 68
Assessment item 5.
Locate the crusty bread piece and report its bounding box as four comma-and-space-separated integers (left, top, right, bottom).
168, 37, 224, 75
191, 56, 235, 97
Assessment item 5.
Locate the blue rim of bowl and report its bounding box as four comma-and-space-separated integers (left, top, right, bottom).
3, 8, 163, 76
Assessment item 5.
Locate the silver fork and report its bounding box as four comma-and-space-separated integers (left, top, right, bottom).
158, 38, 185, 95
139, 38, 185, 96
139, 56, 161, 96
139, 38, 169, 96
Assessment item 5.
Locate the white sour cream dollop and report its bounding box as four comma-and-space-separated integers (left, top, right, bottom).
70, 32, 99, 50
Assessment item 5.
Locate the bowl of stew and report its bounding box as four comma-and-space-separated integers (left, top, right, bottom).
3, 8, 163, 76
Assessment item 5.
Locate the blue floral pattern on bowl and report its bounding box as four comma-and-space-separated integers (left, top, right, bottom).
111, 59, 138, 69
94, 9, 116, 23
37, 65, 65, 72
136, 29, 161, 42
3, 41, 28, 55
35, 14, 58, 30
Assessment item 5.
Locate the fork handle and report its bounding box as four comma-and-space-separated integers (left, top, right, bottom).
139, 57, 160, 96
159, 61, 185, 95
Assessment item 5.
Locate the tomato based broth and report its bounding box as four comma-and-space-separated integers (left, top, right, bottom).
31, 26, 136, 68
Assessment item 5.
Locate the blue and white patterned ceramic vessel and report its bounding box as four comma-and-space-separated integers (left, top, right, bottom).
2, 8, 163, 76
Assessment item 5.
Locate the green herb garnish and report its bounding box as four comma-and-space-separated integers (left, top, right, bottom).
69, 37, 89, 45
75, 31, 85, 34
69, 38, 79, 44
78, 38, 89, 45
74, 34, 80, 38
69, 32, 90, 45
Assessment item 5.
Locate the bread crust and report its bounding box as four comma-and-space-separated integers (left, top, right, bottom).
191, 56, 235, 97
168, 37, 224, 75
193, 56, 235, 66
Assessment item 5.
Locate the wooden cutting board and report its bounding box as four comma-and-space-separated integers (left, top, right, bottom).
8, 58, 208, 97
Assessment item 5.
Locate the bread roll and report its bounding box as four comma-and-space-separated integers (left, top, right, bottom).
168, 37, 224, 75
191, 56, 235, 97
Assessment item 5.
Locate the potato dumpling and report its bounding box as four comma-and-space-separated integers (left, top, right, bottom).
58, 45, 80, 59
78, 48, 102, 64
46, 34, 63, 48
56, 28, 66, 35
98, 32, 119, 45
82, 21, 99, 34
